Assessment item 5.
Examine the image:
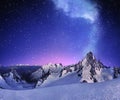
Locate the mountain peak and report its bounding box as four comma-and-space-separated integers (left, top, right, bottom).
81, 52, 96, 66
86, 52, 95, 61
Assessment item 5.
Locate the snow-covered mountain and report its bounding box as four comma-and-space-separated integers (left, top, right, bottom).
1, 69, 35, 89
79, 52, 113, 83
0, 52, 120, 89
0, 75, 10, 89
32, 52, 115, 87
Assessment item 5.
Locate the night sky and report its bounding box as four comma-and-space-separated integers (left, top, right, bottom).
0, 0, 120, 66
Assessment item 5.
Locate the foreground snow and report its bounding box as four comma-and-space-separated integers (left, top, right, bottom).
0, 78, 120, 100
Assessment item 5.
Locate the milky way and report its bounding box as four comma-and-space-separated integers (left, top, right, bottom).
52, 0, 100, 55
52, 0, 98, 22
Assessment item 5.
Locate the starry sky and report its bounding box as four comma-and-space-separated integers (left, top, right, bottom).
0, 0, 120, 66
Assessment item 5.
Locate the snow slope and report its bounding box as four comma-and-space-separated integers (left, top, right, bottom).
0, 78, 120, 100
0, 75, 10, 89
40, 72, 81, 87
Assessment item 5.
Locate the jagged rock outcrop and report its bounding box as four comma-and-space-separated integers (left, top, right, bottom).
113, 67, 120, 78
79, 52, 113, 83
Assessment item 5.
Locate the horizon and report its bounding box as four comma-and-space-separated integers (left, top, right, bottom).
0, 52, 117, 67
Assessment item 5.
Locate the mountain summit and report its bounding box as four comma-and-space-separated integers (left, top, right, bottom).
0, 52, 120, 89
80, 52, 112, 83
85, 51, 95, 61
